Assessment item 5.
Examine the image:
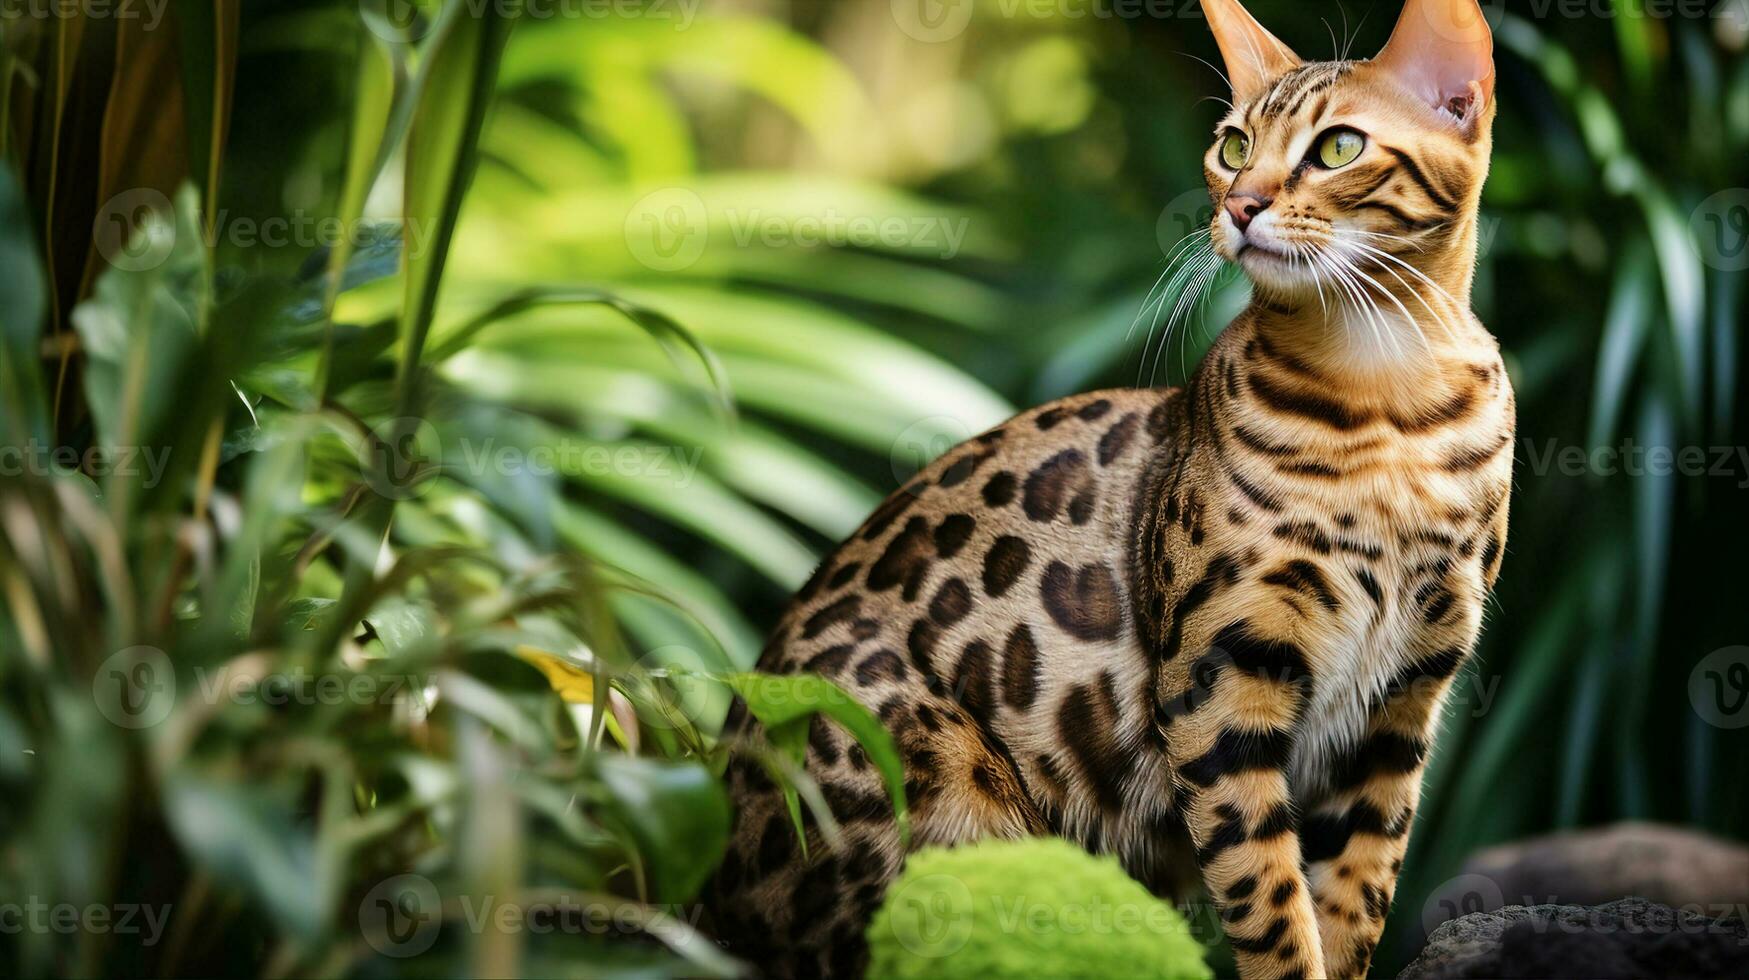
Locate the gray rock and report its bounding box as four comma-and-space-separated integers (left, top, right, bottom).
1398, 897, 1749, 980
1455, 822, 1749, 912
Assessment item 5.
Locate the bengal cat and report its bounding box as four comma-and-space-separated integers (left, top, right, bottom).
709, 1, 1511, 976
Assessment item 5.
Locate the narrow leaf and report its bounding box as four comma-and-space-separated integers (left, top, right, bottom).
723, 672, 910, 846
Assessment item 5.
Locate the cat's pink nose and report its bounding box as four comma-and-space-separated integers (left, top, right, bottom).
1225, 194, 1272, 233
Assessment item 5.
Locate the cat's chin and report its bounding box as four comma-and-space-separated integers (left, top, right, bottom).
1234, 245, 1324, 298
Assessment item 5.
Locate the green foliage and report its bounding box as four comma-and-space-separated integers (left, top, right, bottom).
1, 2, 924, 976
724, 671, 911, 851
865, 838, 1212, 980
3, 0, 1745, 976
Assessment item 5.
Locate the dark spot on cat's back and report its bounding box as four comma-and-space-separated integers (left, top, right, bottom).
1040, 560, 1123, 640
982, 535, 1031, 597
1024, 449, 1093, 522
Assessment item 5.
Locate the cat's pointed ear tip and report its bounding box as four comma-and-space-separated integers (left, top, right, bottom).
1386, 0, 1497, 52
1199, 0, 1301, 102
1374, 0, 1497, 111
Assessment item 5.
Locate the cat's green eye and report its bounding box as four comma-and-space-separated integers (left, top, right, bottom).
1317, 129, 1365, 168
1219, 131, 1250, 170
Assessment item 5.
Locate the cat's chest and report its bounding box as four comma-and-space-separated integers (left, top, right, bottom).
1241, 435, 1504, 793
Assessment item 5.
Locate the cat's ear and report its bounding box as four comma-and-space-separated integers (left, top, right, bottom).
1375, 0, 1495, 131
1201, 0, 1300, 104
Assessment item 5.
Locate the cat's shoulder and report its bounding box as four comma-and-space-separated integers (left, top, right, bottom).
899, 386, 1179, 515
764, 387, 1179, 675
819, 387, 1181, 572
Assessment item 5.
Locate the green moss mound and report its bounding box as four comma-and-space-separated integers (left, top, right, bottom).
864, 837, 1213, 980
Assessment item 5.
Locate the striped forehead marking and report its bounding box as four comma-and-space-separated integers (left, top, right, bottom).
1249, 62, 1354, 126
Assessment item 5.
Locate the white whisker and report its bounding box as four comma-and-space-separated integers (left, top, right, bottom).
1333, 248, 1431, 353
1174, 51, 1233, 95
1342, 238, 1469, 342
1161, 252, 1223, 385
1312, 245, 1397, 358
1353, 248, 1451, 345
1137, 250, 1214, 385
1131, 231, 1215, 383
1345, 228, 1429, 254
1151, 250, 1221, 387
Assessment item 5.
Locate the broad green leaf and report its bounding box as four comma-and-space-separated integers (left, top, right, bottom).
552, 501, 761, 665
396, 0, 518, 409
593, 754, 731, 903
430, 285, 733, 415
445, 350, 880, 538
362, 595, 439, 655
724, 672, 909, 847
70, 185, 206, 521
1587, 239, 1654, 449
163, 771, 327, 943
501, 17, 879, 173
315, 25, 397, 399
1637, 189, 1705, 429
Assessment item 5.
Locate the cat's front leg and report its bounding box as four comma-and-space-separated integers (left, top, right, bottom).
1163, 619, 1326, 980
1302, 644, 1469, 977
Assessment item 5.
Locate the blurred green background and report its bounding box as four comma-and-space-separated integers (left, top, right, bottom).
3, 0, 1747, 975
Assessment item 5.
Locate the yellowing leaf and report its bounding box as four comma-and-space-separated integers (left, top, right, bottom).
514, 644, 595, 703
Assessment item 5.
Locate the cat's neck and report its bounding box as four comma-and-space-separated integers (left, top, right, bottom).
1238, 210, 1488, 379
1227, 270, 1495, 416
